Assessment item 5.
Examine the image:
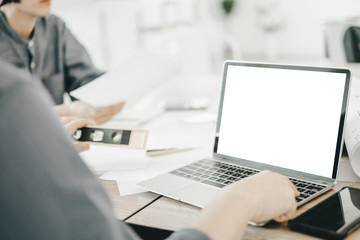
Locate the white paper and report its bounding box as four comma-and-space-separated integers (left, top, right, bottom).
344, 76, 360, 176
116, 180, 148, 196
80, 145, 149, 173
338, 157, 360, 182
108, 105, 165, 127
70, 50, 179, 109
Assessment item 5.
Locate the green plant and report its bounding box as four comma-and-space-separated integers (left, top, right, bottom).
222, 0, 235, 15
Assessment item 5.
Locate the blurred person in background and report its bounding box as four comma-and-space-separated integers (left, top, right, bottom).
0, 0, 125, 124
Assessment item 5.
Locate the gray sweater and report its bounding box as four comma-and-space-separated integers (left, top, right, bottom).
0, 12, 102, 104
0, 59, 210, 240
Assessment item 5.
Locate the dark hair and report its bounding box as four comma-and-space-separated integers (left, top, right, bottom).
1, 0, 20, 7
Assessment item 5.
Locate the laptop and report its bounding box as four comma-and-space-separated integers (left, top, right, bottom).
138, 61, 351, 215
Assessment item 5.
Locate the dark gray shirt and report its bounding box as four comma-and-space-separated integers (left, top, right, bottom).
0, 59, 210, 240
0, 12, 102, 104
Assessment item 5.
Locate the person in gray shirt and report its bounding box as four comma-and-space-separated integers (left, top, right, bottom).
0, 58, 299, 240
0, 0, 124, 124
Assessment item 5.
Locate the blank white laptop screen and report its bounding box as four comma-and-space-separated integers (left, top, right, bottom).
216, 65, 348, 178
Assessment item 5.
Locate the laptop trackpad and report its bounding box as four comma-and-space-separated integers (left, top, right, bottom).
138, 173, 195, 195
172, 183, 221, 208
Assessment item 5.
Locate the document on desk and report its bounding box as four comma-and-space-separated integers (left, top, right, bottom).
70, 50, 179, 123
100, 147, 209, 196
80, 145, 149, 174
345, 76, 360, 177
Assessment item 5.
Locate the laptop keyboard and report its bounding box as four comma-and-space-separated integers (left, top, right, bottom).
169, 159, 327, 203
289, 177, 326, 203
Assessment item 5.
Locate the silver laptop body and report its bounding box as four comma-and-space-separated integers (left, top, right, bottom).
138, 61, 351, 211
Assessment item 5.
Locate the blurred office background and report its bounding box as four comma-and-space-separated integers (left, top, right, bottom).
52, 0, 360, 75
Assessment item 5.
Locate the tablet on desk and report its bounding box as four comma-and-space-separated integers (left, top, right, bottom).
289, 187, 360, 240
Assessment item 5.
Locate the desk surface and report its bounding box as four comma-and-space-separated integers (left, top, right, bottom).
101, 180, 159, 220
102, 180, 360, 240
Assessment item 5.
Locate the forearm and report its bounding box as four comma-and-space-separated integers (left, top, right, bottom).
192, 188, 255, 240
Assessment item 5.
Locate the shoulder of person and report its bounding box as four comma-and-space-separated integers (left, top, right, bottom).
39, 14, 68, 32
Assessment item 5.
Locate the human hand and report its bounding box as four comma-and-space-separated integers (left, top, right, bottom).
229, 170, 300, 223
193, 170, 299, 240
61, 116, 95, 152
56, 100, 125, 124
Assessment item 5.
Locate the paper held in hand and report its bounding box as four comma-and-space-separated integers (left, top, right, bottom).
70, 50, 179, 110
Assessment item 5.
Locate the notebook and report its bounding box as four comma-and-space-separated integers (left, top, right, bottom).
138, 61, 351, 216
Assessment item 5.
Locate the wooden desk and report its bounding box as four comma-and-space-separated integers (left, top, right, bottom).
101, 180, 160, 220
124, 181, 360, 239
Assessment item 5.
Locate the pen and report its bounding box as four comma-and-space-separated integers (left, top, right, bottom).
146, 147, 194, 157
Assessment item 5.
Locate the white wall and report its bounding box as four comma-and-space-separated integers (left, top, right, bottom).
52, 0, 137, 71
51, 0, 360, 73
229, 0, 360, 61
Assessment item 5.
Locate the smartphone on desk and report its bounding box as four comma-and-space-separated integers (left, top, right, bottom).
288, 187, 360, 240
